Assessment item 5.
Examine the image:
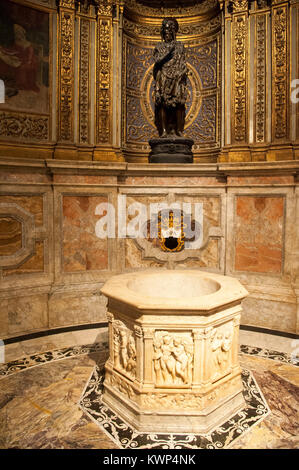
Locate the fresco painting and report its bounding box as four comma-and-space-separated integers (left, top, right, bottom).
0, 0, 49, 114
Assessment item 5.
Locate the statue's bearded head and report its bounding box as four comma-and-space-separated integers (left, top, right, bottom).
161, 18, 179, 43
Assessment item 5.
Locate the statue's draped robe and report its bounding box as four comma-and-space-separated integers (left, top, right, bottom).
153, 41, 188, 108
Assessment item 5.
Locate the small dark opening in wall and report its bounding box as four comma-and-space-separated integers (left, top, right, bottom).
164, 237, 180, 251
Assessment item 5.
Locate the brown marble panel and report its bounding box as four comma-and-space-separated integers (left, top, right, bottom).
235, 196, 284, 273
54, 175, 117, 184
228, 176, 294, 185
49, 293, 107, 328
3, 241, 44, 276
1, 294, 48, 336
62, 195, 108, 272
0, 195, 43, 227
178, 195, 220, 227
0, 217, 22, 256
125, 239, 164, 269
0, 171, 51, 184
177, 239, 219, 269
125, 176, 223, 186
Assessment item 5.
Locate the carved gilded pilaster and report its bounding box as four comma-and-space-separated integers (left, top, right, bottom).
57, 0, 75, 142
272, 4, 289, 141
96, 1, 113, 146
231, 10, 248, 144
78, 17, 91, 144
297, 5, 299, 143
255, 13, 267, 143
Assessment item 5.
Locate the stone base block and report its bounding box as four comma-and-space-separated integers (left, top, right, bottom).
148, 137, 194, 163
102, 380, 245, 434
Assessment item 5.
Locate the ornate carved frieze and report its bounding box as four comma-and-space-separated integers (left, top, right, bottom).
255, 14, 266, 143
272, 5, 288, 140
230, 0, 248, 12
123, 16, 221, 39
0, 113, 49, 141
59, 0, 75, 8
79, 18, 90, 144
231, 14, 248, 144
58, 2, 75, 142
124, 0, 219, 18
94, 0, 112, 16
96, 12, 112, 144
105, 372, 137, 400
141, 392, 203, 410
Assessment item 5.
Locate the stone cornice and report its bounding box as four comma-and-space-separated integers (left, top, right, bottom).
0, 157, 298, 179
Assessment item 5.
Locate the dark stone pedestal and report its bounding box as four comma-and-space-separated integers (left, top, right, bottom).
148, 137, 194, 163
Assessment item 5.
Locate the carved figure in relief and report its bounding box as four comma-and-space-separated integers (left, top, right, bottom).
210, 328, 233, 378
153, 332, 193, 386
153, 18, 188, 137
113, 326, 137, 378
126, 335, 137, 376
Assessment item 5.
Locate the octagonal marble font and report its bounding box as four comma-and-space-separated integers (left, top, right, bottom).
100, 269, 249, 434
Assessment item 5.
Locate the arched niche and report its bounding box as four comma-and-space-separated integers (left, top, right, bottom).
121, 0, 222, 163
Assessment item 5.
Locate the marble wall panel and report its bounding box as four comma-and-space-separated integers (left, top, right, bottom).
48, 292, 107, 328
124, 176, 223, 186
125, 239, 164, 269
241, 296, 296, 334
234, 196, 284, 273
228, 176, 294, 186
0, 217, 22, 256
54, 175, 117, 184
176, 239, 219, 269
0, 171, 51, 184
3, 241, 44, 276
62, 195, 109, 272
1, 294, 48, 336
0, 195, 44, 227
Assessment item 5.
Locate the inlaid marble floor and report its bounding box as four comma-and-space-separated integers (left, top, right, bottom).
0, 329, 298, 449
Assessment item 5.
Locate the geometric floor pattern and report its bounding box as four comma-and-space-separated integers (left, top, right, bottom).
79, 366, 270, 449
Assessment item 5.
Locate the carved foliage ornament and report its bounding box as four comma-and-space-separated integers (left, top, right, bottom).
255, 14, 266, 143
79, 19, 90, 144
272, 6, 288, 140
0, 113, 49, 141
97, 16, 111, 144
125, 0, 219, 18
232, 15, 247, 143
59, 10, 74, 141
